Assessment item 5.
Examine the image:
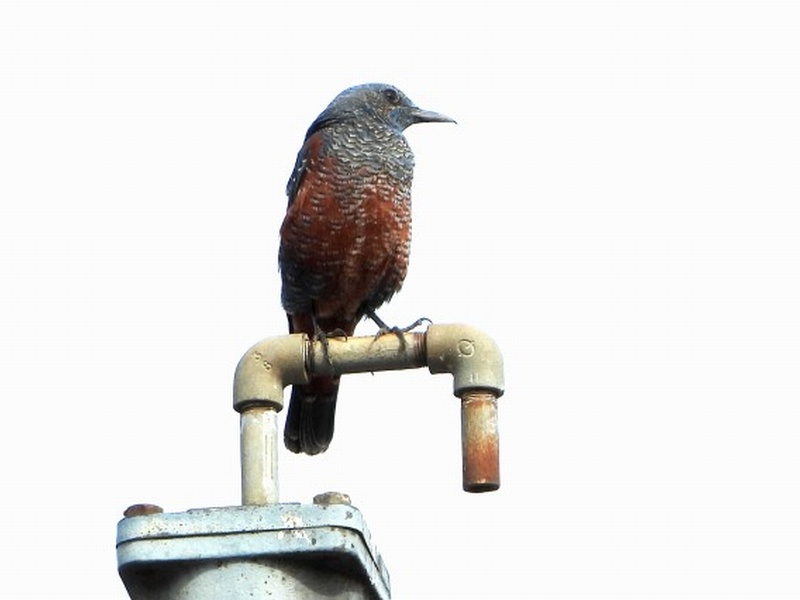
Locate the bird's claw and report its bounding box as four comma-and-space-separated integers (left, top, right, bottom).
398, 317, 432, 333
374, 317, 431, 337
365, 309, 432, 347
312, 325, 349, 367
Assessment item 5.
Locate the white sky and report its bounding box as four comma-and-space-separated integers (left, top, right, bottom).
2, 1, 799, 598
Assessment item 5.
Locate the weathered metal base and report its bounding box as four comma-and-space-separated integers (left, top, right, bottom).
117, 504, 390, 599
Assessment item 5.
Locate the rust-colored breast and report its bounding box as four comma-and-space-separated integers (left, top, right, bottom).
279, 129, 412, 331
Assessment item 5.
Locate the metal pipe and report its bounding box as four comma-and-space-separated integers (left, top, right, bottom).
233, 335, 308, 505
425, 324, 505, 397
306, 331, 427, 377
233, 334, 308, 412
240, 406, 280, 504
233, 323, 504, 499
460, 391, 500, 492
426, 324, 504, 492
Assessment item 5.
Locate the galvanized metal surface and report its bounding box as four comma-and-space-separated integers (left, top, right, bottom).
117, 503, 390, 599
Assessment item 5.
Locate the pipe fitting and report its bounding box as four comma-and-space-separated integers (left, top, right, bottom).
426, 324, 504, 492
233, 334, 309, 412
234, 335, 309, 505
426, 323, 505, 397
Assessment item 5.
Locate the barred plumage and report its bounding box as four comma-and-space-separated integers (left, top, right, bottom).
279, 83, 454, 455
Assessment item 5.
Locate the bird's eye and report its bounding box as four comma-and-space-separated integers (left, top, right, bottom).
382, 88, 400, 104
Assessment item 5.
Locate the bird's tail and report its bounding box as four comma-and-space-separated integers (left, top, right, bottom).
284, 376, 339, 455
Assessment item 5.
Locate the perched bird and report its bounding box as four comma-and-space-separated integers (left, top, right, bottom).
279, 83, 454, 455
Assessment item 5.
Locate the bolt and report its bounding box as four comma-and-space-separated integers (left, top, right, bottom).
123, 503, 163, 518
313, 491, 352, 506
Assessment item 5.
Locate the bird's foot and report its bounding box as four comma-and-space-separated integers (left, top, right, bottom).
324, 327, 349, 340
312, 324, 348, 367
390, 316, 432, 334
365, 310, 431, 346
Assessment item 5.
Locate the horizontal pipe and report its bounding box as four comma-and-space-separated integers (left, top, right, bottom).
306, 331, 427, 377
233, 324, 504, 412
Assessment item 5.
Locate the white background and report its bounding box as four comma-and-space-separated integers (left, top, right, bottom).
2, 1, 799, 598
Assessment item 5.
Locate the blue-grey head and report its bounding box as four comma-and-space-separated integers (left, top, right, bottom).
308, 83, 456, 136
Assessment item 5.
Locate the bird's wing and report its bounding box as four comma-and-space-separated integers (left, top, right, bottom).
286, 112, 345, 204
285, 141, 310, 206
279, 130, 342, 317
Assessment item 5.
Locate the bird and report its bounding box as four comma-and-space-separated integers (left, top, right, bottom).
278, 83, 455, 455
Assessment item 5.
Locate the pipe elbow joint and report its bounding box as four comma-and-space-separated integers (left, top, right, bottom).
233, 334, 309, 412
426, 323, 505, 398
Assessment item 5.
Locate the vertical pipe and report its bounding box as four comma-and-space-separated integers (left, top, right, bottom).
460, 390, 500, 492
240, 406, 279, 505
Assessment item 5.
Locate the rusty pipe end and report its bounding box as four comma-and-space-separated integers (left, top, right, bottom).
426, 324, 503, 492
461, 390, 500, 492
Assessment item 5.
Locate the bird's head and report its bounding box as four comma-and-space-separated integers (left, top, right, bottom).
310, 83, 455, 135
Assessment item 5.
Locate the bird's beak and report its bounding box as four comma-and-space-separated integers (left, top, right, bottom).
408, 107, 457, 125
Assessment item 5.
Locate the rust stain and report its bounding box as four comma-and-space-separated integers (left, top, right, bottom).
461, 391, 500, 492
